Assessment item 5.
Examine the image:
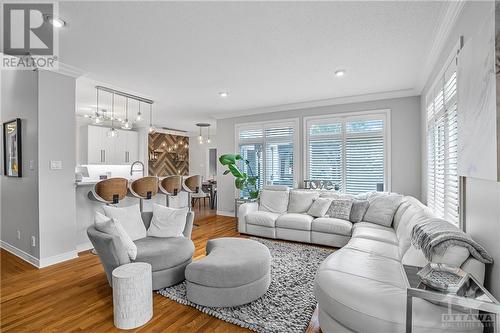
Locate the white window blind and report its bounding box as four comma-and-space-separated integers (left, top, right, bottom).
306, 113, 388, 194
426, 57, 459, 224
237, 121, 297, 195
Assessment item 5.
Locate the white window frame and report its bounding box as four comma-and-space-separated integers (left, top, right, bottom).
425, 45, 460, 225
303, 109, 391, 193
234, 118, 300, 196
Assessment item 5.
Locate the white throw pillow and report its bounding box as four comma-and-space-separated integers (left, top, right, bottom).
363, 194, 403, 227
307, 198, 332, 217
147, 204, 188, 238
94, 212, 137, 260
288, 190, 320, 213
103, 204, 147, 241
259, 189, 289, 214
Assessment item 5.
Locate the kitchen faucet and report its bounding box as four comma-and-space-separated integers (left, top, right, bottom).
130, 161, 145, 177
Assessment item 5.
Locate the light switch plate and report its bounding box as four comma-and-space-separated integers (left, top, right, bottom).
29, 160, 35, 170
50, 160, 63, 170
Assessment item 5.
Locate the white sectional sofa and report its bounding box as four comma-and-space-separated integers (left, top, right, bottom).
238, 186, 486, 333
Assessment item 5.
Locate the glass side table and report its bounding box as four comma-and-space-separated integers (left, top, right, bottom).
234, 197, 258, 218
403, 265, 500, 333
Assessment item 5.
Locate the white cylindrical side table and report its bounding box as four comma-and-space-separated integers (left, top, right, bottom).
112, 262, 153, 330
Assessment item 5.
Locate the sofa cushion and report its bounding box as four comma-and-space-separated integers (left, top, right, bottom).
352, 226, 398, 245
246, 211, 280, 228
103, 204, 147, 241
276, 213, 314, 231
314, 249, 482, 333
94, 212, 137, 260
349, 199, 369, 223
312, 217, 352, 236
393, 199, 411, 231
396, 206, 433, 257
287, 190, 320, 213
363, 194, 403, 227
354, 221, 391, 231
259, 188, 289, 214
344, 237, 400, 260
147, 204, 187, 238
326, 199, 353, 221
307, 198, 333, 217
134, 236, 194, 271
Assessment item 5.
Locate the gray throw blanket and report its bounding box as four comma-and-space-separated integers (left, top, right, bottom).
411, 219, 493, 264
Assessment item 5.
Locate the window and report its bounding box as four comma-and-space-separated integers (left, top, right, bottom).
305, 112, 389, 194
236, 120, 298, 195
426, 56, 459, 224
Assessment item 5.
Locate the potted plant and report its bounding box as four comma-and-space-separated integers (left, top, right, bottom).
219, 154, 259, 199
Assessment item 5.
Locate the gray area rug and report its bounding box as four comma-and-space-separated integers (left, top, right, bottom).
158, 237, 334, 333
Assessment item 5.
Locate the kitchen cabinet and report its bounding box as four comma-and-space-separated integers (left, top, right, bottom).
83, 125, 139, 165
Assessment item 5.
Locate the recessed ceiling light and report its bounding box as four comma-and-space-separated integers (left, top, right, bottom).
334, 69, 346, 77
49, 17, 65, 28
218, 91, 229, 98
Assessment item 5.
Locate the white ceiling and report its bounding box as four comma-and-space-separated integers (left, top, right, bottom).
60, 1, 447, 133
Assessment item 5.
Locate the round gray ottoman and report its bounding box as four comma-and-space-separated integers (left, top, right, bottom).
185, 237, 271, 307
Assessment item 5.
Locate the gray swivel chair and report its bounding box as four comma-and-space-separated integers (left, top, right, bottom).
87, 211, 195, 290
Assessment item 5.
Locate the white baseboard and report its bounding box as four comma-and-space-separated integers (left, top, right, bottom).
1, 240, 78, 268
76, 241, 93, 253
38, 251, 78, 268
217, 210, 235, 217
0, 240, 39, 267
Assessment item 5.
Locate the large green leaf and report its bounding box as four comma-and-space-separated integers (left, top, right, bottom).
249, 190, 260, 199
219, 154, 237, 165
228, 164, 244, 178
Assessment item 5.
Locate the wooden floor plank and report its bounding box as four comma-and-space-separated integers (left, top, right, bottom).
1, 207, 321, 333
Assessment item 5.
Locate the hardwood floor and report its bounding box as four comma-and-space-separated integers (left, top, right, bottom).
1, 207, 321, 332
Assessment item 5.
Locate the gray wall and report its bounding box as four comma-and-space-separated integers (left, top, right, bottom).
420, 1, 500, 299
38, 71, 77, 261
217, 96, 421, 213
1, 70, 40, 258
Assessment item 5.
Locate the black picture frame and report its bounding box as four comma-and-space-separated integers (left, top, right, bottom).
3, 118, 22, 177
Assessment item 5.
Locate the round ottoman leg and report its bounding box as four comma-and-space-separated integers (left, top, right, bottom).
112, 263, 153, 329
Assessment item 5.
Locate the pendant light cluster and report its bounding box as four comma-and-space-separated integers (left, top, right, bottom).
196, 123, 211, 144
89, 86, 154, 137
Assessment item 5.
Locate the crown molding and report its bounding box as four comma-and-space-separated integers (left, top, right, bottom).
212, 88, 418, 120
416, 0, 465, 93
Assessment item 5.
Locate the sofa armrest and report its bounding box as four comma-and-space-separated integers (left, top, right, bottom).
183, 211, 195, 239
87, 226, 131, 286
238, 202, 259, 233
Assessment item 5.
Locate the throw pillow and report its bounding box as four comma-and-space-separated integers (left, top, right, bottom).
103, 204, 147, 241
147, 204, 188, 238
326, 199, 353, 221
259, 189, 290, 214
349, 200, 370, 223
287, 190, 320, 213
94, 212, 137, 260
307, 198, 332, 217
363, 194, 403, 227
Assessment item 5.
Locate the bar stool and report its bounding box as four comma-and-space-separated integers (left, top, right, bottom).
159, 175, 182, 207
183, 175, 209, 210
128, 176, 159, 212
88, 178, 129, 205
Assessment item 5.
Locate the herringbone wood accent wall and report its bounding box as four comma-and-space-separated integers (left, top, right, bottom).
148, 133, 189, 176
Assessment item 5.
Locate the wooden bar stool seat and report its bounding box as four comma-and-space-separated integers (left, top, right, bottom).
183, 175, 209, 209
88, 178, 129, 204
159, 176, 182, 207
159, 175, 182, 196
129, 176, 159, 200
